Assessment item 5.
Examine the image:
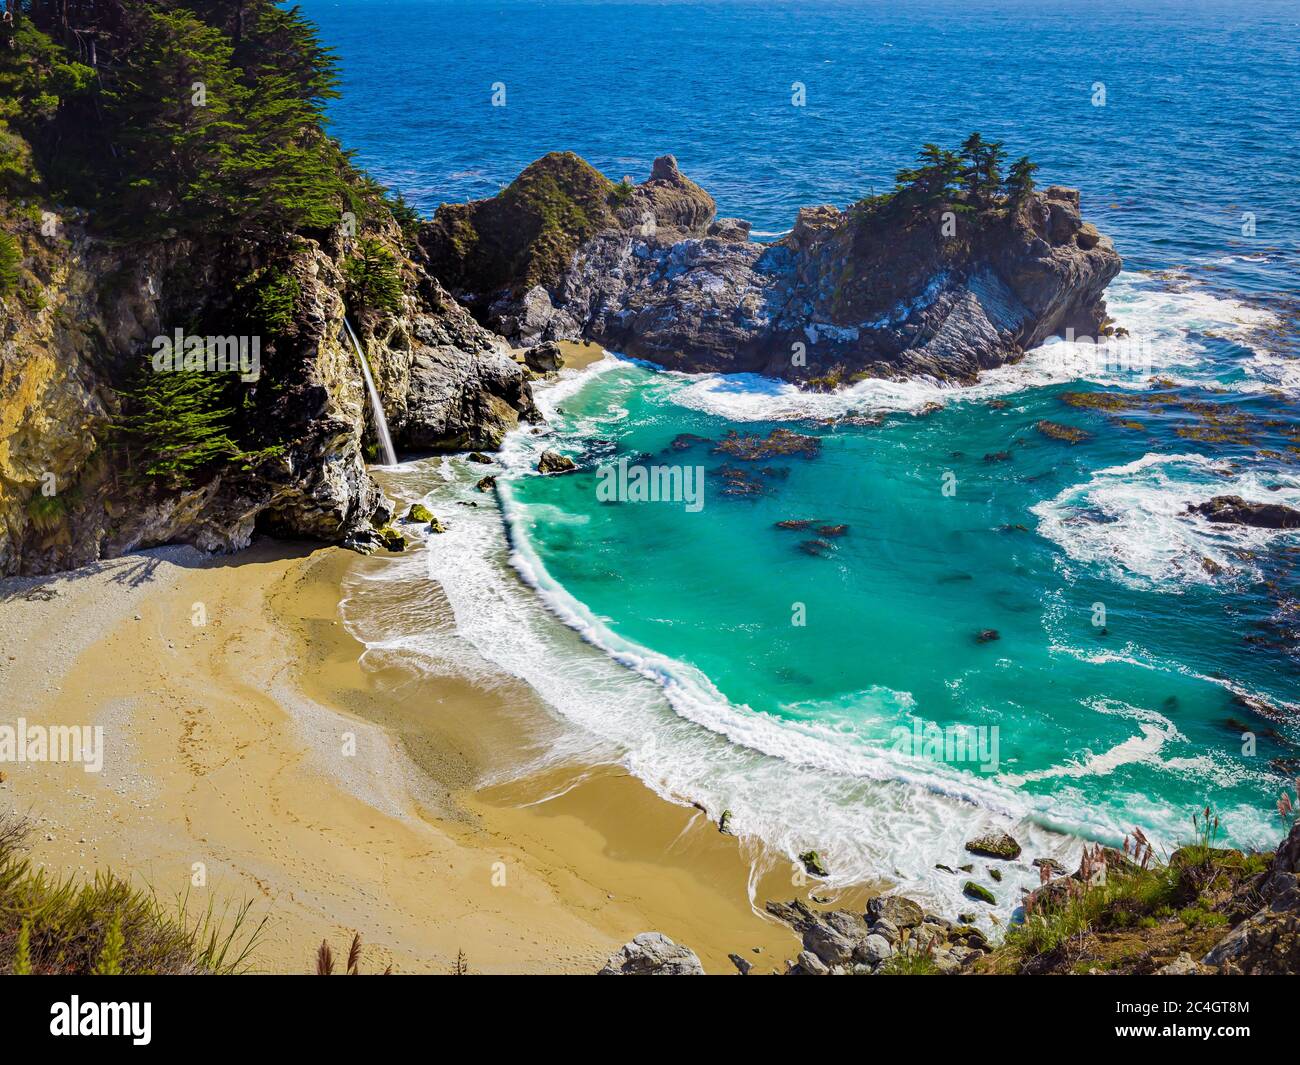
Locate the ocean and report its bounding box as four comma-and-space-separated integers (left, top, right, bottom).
306, 0, 1300, 919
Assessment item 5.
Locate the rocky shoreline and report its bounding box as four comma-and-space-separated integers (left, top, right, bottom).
4, 142, 1121, 577
599, 818, 1300, 975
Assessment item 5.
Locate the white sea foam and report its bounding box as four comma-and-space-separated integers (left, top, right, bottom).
1031, 453, 1300, 590
662, 272, 1281, 421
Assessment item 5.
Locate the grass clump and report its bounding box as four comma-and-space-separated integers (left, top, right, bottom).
0, 812, 266, 975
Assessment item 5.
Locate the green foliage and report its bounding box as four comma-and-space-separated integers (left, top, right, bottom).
1004, 156, 1040, 201
0, 811, 266, 975
93, 914, 126, 975
111, 361, 244, 488
0, 231, 20, 295
25, 490, 66, 532
7, 2, 351, 239
14, 919, 33, 975
386, 190, 423, 246
877, 948, 940, 975
344, 238, 403, 316
248, 267, 301, 336
865, 133, 1026, 217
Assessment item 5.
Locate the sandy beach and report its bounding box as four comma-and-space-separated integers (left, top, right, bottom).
0, 414, 804, 974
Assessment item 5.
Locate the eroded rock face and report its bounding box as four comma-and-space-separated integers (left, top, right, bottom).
1202, 819, 1300, 975
0, 216, 536, 576
597, 932, 704, 975
422, 155, 1122, 387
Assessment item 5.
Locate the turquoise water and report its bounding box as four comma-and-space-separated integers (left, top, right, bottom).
306, 0, 1300, 913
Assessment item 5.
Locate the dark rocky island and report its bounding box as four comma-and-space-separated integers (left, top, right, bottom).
420, 144, 1122, 386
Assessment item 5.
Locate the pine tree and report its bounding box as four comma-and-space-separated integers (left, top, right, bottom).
112, 361, 242, 488
1004, 156, 1040, 201
103, 9, 255, 233
894, 143, 962, 208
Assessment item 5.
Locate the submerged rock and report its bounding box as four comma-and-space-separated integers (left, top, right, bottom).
1035, 419, 1091, 444
475, 474, 497, 492
598, 933, 704, 976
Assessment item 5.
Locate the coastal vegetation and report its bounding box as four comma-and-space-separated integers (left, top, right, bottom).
0, 811, 265, 975
856, 131, 1040, 219
0, 1, 416, 496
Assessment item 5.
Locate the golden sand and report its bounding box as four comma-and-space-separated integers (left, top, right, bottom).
0, 538, 801, 973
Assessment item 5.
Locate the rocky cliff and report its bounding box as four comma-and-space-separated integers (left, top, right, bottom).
421, 152, 1122, 386
0, 213, 536, 576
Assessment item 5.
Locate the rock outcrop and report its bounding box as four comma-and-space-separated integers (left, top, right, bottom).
767, 896, 989, 975
1189, 495, 1300, 530
1201, 819, 1300, 975
597, 932, 704, 975
420, 152, 1122, 387
0, 215, 536, 576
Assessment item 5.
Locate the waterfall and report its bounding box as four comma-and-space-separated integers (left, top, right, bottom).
343, 315, 397, 466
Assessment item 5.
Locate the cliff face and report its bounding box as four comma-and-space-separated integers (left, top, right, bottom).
0, 215, 536, 576
423, 154, 1122, 386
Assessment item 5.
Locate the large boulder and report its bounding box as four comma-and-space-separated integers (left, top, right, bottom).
597, 932, 704, 975
965, 832, 1023, 860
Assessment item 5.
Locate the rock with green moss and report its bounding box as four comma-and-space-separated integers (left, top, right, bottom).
799, 850, 829, 878
718, 809, 733, 835
427, 517, 446, 534
966, 832, 1022, 860
962, 881, 996, 905
376, 526, 406, 552
406, 503, 433, 523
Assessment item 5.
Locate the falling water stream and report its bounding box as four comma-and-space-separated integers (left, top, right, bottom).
344, 315, 397, 466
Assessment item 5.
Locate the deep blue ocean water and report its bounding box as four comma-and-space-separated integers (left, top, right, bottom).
312, 0, 1300, 915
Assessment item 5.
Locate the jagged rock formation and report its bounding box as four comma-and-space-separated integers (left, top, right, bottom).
1202, 818, 1300, 975
0, 216, 536, 576
421, 152, 1122, 386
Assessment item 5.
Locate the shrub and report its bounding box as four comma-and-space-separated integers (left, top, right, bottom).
344, 238, 403, 316
0, 812, 265, 975
0, 231, 20, 295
